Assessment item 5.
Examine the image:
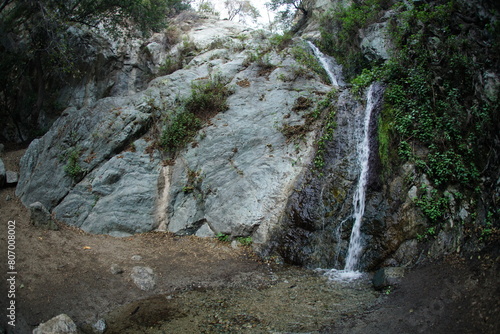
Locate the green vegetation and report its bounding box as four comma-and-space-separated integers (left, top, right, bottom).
417, 227, 437, 242
267, 0, 310, 32
216, 233, 230, 242
184, 75, 232, 120
215, 233, 252, 245
64, 148, 84, 180
414, 187, 450, 224
159, 37, 199, 75
161, 112, 202, 152
269, 31, 294, 51
319, 0, 389, 80
311, 90, 338, 172
160, 75, 233, 153
0, 0, 191, 139
236, 236, 253, 246
181, 168, 204, 195
290, 43, 330, 83
319, 0, 499, 235
379, 1, 497, 231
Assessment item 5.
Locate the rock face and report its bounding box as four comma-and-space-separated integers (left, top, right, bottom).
32, 314, 78, 334
53, 27, 177, 122
267, 82, 388, 270
360, 22, 392, 62
16, 17, 329, 246
52, 139, 162, 236
30, 202, 59, 231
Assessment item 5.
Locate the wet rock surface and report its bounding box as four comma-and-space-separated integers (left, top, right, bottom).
270, 83, 388, 270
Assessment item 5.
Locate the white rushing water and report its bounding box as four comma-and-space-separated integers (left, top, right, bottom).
306, 41, 344, 87
344, 83, 377, 271
307, 42, 378, 281
321, 84, 379, 281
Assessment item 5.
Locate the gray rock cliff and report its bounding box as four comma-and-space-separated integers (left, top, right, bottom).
16, 17, 330, 246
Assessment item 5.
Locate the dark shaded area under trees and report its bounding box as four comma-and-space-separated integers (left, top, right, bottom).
0, 0, 191, 142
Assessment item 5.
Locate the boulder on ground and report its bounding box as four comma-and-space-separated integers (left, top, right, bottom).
372, 267, 405, 290
30, 202, 59, 230
32, 314, 78, 334
131, 266, 156, 291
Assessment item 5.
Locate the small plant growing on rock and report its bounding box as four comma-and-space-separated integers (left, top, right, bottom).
160, 76, 233, 154
236, 236, 253, 246
161, 111, 202, 152
184, 75, 233, 120
64, 148, 84, 180
216, 233, 230, 242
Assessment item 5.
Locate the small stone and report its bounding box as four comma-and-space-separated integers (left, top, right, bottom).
33, 314, 78, 334
131, 255, 142, 261
408, 185, 418, 201
93, 319, 107, 334
5, 195, 11, 201
131, 266, 156, 291
6, 171, 18, 185
30, 202, 59, 230
110, 264, 124, 275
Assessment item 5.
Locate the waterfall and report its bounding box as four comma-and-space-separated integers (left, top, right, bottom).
307, 42, 383, 280
318, 83, 380, 281
344, 83, 377, 272
306, 41, 344, 87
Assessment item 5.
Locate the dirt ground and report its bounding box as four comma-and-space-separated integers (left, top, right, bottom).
1, 146, 499, 334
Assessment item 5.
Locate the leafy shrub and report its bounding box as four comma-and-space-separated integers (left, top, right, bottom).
216, 233, 230, 242
64, 148, 84, 180
319, 0, 387, 80
311, 90, 338, 172
160, 76, 233, 153
160, 111, 201, 152
381, 1, 495, 190
236, 236, 253, 246
184, 75, 232, 120
269, 31, 294, 51
159, 57, 182, 75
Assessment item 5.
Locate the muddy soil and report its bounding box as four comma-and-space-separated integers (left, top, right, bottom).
1, 146, 499, 334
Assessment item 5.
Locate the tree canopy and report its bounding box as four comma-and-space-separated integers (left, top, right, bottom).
0, 0, 191, 141
224, 0, 260, 23
266, 0, 309, 32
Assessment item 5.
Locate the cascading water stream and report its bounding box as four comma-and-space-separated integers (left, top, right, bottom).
343, 83, 377, 273
306, 41, 344, 87
307, 41, 380, 280
321, 83, 378, 281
